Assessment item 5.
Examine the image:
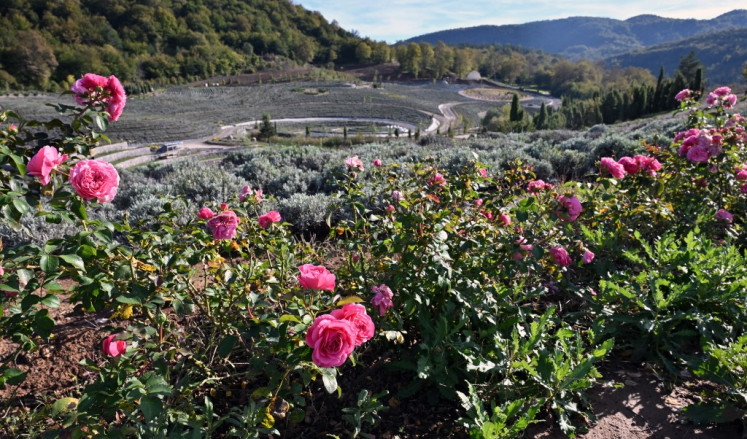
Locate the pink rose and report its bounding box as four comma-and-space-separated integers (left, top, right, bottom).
674, 89, 691, 102
27, 146, 68, 185
297, 264, 336, 291
741, 184, 747, 194
5, 290, 18, 298
617, 157, 639, 174
478, 168, 487, 178
635, 155, 661, 176
345, 156, 364, 171
550, 246, 572, 267
258, 210, 282, 229
71, 73, 126, 121
527, 179, 552, 192
557, 195, 582, 221
305, 314, 357, 368
374, 159, 382, 167
371, 284, 394, 316
713, 86, 731, 97
0, 266, 3, 276
102, 334, 127, 357
498, 213, 511, 226
392, 191, 403, 202
686, 146, 710, 163
674, 128, 699, 143
583, 249, 595, 264
724, 94, 737, 109
220, 203, 228, 211
715, 209, 733, 223
706, 92, 717, 106
600, 157, 625, 178
386, 204, 395, 212
428, 172, 446, 187
69, 159, 119, 203
330, 303, 375, 346
737, 170, 747, 181
207, 210, 240, 240
475, 199, 483, 207
481, 209, 494, 220
198, 207, 215, 219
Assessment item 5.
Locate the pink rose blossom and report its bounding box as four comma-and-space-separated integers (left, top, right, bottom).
617, 157, 639, 174
741, 184, 747, 194
713, 86, 731, 97
478, 168, 487, 178
635, 155, 661, 176
386, 204, 395, 212
258, 211, 282, 229
583, 249, 595, 264
71, 73, 126, 121
305, 314, 357, 368
345, 156, 364, 172
600, 157, 625, 178
706, 92, 717, 106
475, 198, 484, 207
238, 185, 263, 202
69, 159, 119, 203
207, 210, 240, 240
330, 303, 375, 346
0, 266, 3, 276
549, 246, 572, 267
198, 207, 216, 219
724, 94, 737, 109
428, 172, 446, 187
27, 146, 68, 185
4, 290, 17, 298
102, 334, 127, 357
557, 195, 582, 221
392, 191, 403, 202
8, 124, 18, 132
686, 146, 710, 163
527, 179, 552, 192
674, 128, 699, 143
371, 284, 394, 316
715, 209, 733, 223
220, 203, 228, 211
297, 264, 336, 291
481, 209, 494, 220
674, 89, 691, 101
373, 159, 382, 167
498, 213, 511, 226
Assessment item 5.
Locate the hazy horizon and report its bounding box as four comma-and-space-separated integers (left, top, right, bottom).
296, 1, 746, 43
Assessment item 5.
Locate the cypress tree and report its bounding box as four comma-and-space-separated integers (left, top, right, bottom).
510, 93, 523, 122
534, 101, 548, 129
653, 66, 665, 112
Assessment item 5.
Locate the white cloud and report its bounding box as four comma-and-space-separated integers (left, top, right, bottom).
296, 1, 746, 42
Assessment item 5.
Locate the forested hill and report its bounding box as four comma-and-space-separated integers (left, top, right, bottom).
405, 10, 747, 61
607, 27, 747, 86
0, 0, 385, 90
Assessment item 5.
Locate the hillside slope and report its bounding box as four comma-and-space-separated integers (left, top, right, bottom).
0, 0, 376, 90
405, 10, 747, 61
607, 27, 747, 86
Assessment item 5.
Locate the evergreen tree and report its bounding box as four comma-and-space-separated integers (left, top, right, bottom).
693, 68, 704, 93
534, 101, 548, 129
653, 66, 665, 113
509, 93, 523, 122
258, 114, 274, 141
676, 51, 703, 90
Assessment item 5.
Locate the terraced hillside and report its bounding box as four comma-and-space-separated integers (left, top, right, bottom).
0, 81, 508, 144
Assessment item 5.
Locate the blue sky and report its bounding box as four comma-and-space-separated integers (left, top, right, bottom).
296, 1, 746, 42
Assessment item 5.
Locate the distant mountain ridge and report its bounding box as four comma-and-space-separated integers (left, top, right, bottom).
607, 27, 747, 86
405, 10, 747, 61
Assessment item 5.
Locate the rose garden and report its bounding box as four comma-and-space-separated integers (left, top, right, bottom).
1, 75, 746, 438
